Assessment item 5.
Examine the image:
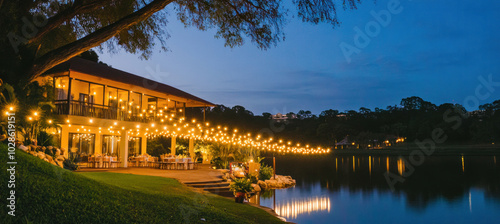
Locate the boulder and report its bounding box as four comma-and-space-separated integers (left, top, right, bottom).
252, 183, 261, 192
55, 160, 64, 169
43, 158, 49, 163
47, 146, 53, 150
18, 145, 28, 152
263, 175, 296, 189
37, 152, 46, 160
46, 155, 54, 162
257, 180, 267, 190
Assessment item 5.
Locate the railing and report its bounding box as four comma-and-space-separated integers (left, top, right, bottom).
54, 100, 178, 124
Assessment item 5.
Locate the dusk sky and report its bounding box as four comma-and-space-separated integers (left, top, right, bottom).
99, 0, 500, 115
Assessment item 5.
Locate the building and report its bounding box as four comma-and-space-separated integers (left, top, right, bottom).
270, 113, 296, 122
36, 57, 214, 167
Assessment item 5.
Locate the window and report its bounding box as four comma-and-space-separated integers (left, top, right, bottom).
102, 135, 120, 157
128, 137, 141, 156
54, 76, 69, 100
70, 79, 89, 102
90, 84, 104, 105
68, 133, 95, 158
130, 92, 142, 115
106, 86, 118, 108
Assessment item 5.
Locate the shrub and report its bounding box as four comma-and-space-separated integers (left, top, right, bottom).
211, 157, 227, 169
64, 154, 80, 171
229, 178, 253, 193
38, 131, 56, 146
259, 165, 274, 180
247, 173, 258, 184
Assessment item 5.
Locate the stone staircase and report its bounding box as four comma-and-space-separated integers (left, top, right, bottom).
184, 180, 234, 198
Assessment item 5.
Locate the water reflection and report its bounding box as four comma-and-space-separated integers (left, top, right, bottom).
274, 196, 331, 219
258, 154, 500, 223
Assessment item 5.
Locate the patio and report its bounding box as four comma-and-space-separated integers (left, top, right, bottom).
77, 164, 224, 184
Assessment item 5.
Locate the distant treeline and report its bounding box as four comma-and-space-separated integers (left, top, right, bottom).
186, 96, 500, 148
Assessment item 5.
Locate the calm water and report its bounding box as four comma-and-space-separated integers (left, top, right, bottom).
254, 155, 500, 224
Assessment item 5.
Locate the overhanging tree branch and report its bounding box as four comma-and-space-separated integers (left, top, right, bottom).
26, 0, 110, 45
28, 0, 174, 83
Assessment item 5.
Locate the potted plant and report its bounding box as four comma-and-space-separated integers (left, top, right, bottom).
229, 178, 253, 203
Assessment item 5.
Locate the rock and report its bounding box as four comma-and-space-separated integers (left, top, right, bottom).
55, 149, 61, 156
43, 158, 49, 162
56, 155, 65, 161
18, 145, 28, 152
48, 146, 53, 150
263, 175, 296, 189
252, 184, 261, 192
37, 152, 46, 160
46, 155, 54, 162
257, 180, 267, 190
55, 160, 64, 169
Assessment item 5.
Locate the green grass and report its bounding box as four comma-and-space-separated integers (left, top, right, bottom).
0, 144, 282, 224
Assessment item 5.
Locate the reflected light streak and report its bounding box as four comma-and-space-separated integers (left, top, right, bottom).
275, 196, 331, 219
397, 158, 405, 176
353, 156, 355, 172
386, 157, 390, 172
335, 158, 338, 171
462, 156, 465, 172
369, 156, 372, 176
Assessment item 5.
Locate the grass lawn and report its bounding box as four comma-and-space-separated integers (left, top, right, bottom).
0, 144, 283, 223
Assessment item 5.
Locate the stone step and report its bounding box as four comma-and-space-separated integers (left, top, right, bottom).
183, 180, 225, 185
187, 182, 230, 188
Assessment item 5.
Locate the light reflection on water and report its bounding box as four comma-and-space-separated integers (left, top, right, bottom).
274, 196, 331, 219
255, 155, 500, 224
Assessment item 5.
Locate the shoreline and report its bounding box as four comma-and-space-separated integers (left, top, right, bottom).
330, 144, 500, 156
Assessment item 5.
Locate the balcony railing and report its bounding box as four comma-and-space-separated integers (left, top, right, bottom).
54, 100, 175, 124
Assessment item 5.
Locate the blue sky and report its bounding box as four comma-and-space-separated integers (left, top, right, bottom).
98, 0, 500, 115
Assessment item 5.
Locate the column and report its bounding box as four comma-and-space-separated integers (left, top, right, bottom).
95, 131, 102, 155
141, 133, 147, 155
60, 125, 69, 158
189, 138, 195, 159
171, 136, 176, 156
119, 131, 129, 167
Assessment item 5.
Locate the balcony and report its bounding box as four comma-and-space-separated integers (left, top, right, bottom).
54, 100, 179, 124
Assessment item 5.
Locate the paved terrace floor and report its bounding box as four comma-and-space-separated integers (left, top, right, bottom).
77, 164, 224, 184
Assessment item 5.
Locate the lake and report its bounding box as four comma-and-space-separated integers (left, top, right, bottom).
254, 155, 500, 224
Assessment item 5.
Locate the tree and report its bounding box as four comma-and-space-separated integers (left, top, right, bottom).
1, 0, 362, 88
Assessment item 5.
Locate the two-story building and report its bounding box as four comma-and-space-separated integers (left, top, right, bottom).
37, 57, 214, 167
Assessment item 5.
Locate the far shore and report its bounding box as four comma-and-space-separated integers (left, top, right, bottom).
330, 144, 500, 156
